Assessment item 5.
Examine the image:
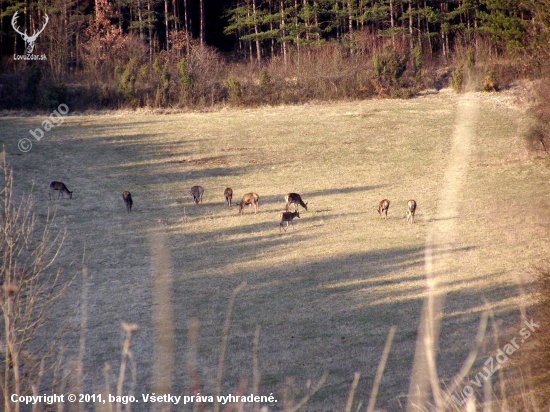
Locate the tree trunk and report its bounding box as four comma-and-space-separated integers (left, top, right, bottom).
280, 0, 287, 67
408, 0, 413, 50
138, 0, 144, 39
148, 0, 153, 65
183, 0, 190, 56
253, 0, 261, 66
173, 0, 178, 31
118, 0, 123, 33
390, 0, 395, 47
348, 0, 353, 53
270, 0, 275, 57
425, 0, 432, 59
200, 0, 205, 46
165, 0, 170, 50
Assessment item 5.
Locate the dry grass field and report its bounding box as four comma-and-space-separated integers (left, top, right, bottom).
1, 87, 549, 411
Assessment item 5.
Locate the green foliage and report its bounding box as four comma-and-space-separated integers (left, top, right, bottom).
412, 46, 423, 87
477, 0, 529, 52
153, 57, 172, 106
224, 75, 242, 104
373, 46, 408, 88
259, 70, 272, 94
450, 66, 464, 93
26, 66, 42, 105
482, 68, 498, 92
41, 83, 68, 109
177, 59, 191, 87
177, 58, 192, 105
117, 59, 138, 101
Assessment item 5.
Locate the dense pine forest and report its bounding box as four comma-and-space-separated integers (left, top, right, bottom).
1, 0, 550, 109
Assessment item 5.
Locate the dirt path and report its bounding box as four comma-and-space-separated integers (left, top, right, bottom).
407, 95, 479, 410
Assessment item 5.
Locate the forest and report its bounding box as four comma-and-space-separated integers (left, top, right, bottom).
1, 0, 550, 109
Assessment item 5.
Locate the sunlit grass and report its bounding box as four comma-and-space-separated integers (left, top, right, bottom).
0, 90, 548, 410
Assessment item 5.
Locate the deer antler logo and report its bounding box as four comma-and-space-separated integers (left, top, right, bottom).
11, 11, 49, 56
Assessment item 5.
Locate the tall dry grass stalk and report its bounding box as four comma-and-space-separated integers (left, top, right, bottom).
366, 326, 396, 412
150, 230, 175, 411
0, 155, 76, 411
213, 281, 247, 412
77, 267, 89, 412
281, 372, 328, 412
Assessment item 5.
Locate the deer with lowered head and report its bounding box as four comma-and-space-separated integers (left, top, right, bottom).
285, 193, 308, 212
190, 186, 204, 204
279, 211, 300, 232
49, 181, 72, 200
123, 191, 133, 213
407, 199, 417, 224
378, 199, 390, 220
224, 187, 233, 207
239, 192, 259, 214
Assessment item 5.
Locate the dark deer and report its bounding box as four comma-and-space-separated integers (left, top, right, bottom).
407, 199, 417, 224
12, 11, 49, 55
224, 187, 233, 207
123, 191, 133, 213
285, 193, 308, 212
190, 186, 204, 204
49, 181, 72, 200
239, 193, 259, 214
279, 211, 300, 232
378, 199, 390, 220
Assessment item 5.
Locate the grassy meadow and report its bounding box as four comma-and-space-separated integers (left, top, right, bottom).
1, 88, 548, 411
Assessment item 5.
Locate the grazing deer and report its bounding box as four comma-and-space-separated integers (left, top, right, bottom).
190, 186, 204, 204
123, 191, 133, 213
49, 181, 72, 200
279, 211, 300, 232
407, 199, 417, 224
239, 192, 259, 214
378, 199, 390, 220
285, 193, 308, 212
224, 187, 233, 207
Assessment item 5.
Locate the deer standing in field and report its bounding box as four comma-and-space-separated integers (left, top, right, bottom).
49, 181, 72, 200
279, 211, 300, 232
407, 199, 417, 224
123, 191, 133, 213
224, 188, 233, 207
285, 193, 308, 212
190, 186, 204, 204
378, 199, 390, 220
239, 193, 259, 214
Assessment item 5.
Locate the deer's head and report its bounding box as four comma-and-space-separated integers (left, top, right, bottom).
12, 11, 49, 55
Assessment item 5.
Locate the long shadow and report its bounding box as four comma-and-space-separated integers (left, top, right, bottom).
167, 243, 521, 411
293, 184, 389, 198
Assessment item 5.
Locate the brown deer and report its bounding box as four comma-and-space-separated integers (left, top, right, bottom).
224, 187, 233, 207
279, 211, 300, 232
190, 186, 204, 204
239, 193, 259, 214
49, 181, 72, 200
378, 199, 390, 220
285, 193, 308, 212
123, 191, 133, 213
407, 199, 417, 224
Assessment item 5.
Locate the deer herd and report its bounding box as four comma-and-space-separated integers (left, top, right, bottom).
48, 181, 417, 230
